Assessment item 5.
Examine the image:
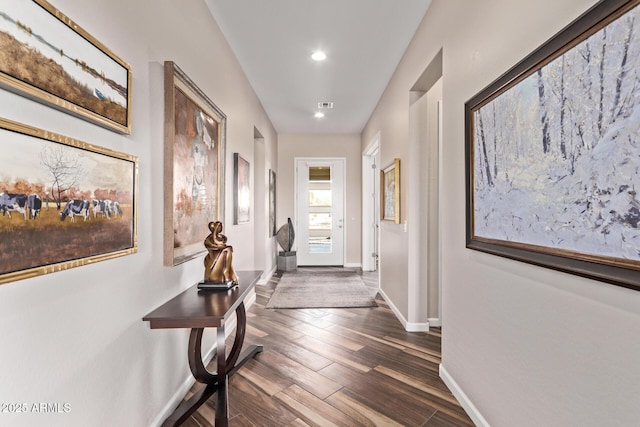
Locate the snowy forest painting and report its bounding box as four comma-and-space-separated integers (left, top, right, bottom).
466, 0, 640, 290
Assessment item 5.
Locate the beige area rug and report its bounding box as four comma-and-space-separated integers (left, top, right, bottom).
265, 270, 378, 309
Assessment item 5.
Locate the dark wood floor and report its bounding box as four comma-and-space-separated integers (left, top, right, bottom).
178, 269, 474, 427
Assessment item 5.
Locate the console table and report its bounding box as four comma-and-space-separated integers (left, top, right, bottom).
143, 270, 263, 427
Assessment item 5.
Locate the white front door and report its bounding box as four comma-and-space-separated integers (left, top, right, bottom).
295, 158, 345, 266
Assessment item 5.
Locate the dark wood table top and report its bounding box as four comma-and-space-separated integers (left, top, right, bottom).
143, 270, 262, 329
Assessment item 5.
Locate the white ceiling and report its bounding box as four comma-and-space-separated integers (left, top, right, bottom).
204, 0, 432, 134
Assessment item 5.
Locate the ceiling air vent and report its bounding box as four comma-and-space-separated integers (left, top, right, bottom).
317, 102, 334, 109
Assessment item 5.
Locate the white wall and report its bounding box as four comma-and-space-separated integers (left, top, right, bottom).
277, 134, 362, 266
0, 1, 276, 425
363, 0, 640, 426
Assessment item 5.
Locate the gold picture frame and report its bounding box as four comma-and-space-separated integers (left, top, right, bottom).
164, 61, 226, 266
0, 0, 132, 133
381, 158, 400, 224
0, 118, 138, 286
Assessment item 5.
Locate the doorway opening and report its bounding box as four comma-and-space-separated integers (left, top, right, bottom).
408, 48, 443, 329
362, 134, 380, 272
253, 127, 273, 283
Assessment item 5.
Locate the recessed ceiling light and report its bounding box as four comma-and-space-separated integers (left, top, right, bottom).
311, 51, 327, 61
314, 112, 325, 118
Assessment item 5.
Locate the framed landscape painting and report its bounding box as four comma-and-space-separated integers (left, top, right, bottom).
465, 0, 640, 291
234, 153, 250, 224
0, 0, 132, 133
164, 61, 226, 266
0, 118, 138, 285
381, 158, 400, 224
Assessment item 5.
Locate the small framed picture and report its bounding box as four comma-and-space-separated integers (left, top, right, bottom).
269, 169, 276, 236
234, 153, 250, 224
381, 158, 400, 224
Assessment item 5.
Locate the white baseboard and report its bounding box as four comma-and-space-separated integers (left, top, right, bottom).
428, 317, 442, 327
150, 367, 198, 426
439, 364, 490, 427
151, 294, 255, 426
405, 322, 429, 332
344, 262, 362, 268
258, 265, 277, 285
151, 342, 219, 427
377, 288, 429, 332
244, 289, 257, 308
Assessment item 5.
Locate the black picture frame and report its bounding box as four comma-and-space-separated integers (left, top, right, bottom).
465, 0, 640, 291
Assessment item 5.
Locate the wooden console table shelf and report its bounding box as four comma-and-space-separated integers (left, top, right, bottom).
143, 270, 263, 427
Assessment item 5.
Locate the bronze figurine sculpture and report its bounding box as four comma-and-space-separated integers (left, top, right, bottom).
203, 221, 238, 285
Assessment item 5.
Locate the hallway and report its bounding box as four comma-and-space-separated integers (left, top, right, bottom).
179, 270, 473, 426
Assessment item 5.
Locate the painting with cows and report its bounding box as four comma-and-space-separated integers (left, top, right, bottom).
0, 118, 137, 285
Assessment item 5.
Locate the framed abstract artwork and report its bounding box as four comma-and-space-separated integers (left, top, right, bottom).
233, 153, 250, 224
269, 169, 276, 236
164, 61, 226, 266
465, 0, 640, 291
0, 118, 138, 285
381, 158, 400, 224
0, 0, 132, 133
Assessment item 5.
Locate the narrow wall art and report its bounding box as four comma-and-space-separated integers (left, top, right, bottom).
234, 153, 250, 224
381, 158, 400, 224
0, 0, 132, 133
0, 118, 138, 285
465, 0, 640, 290
164, 61, 226, 266
269, 169, 276, 236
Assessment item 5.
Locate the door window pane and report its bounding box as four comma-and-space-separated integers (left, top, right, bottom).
309, 189, 331, 206
309, 213, 332, 253
308, 166, 332, 253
